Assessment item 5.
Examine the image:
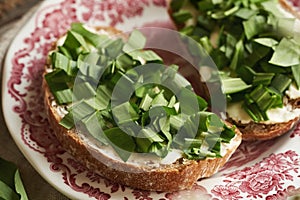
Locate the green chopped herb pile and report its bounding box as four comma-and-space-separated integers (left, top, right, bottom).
45, 23, 236, 162
171, 0, 300, 122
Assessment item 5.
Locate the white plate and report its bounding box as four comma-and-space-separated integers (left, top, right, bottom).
2, 0, 300, 199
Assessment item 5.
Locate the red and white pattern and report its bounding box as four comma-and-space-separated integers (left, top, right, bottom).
291, 122, 300, 138
221, 139, 279, 171
3, 0, 300, 199
289, 0, 300, 6
212, 150, 300, 199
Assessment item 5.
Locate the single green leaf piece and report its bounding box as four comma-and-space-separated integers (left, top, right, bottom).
14, 170, 28, 200
221, 78, 251, 94
0, 180, 20, 200
104, 127, 136, 162
292, 64, 300, 89
253, 38, 278, 48
269, 38, 300, 67
123, 30, 147, 53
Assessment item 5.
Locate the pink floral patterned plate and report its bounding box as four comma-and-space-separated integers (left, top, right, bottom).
2, 0, 300, 199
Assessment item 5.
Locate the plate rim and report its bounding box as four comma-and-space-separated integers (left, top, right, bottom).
1, 0, 300, 199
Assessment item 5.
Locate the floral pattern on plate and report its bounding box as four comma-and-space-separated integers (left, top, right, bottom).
213, 150, 300, 199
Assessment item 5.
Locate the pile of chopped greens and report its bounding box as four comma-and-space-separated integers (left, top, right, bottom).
45, 23, 236, 162
171, 0, 300, 122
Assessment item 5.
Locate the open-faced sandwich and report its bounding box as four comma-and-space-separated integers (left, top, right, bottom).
43, 23, 242, 191
170, 0, 300, 140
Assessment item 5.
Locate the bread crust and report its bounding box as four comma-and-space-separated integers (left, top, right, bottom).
228, 117, 299, 141
42, 26, 242, 192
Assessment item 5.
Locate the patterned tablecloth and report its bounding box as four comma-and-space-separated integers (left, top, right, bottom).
0, 3, 69, 200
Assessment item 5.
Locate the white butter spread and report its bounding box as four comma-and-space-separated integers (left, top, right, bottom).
80, 129, 239, 168
53, 100, 238, 167
227, 102, 252, 124
286, 83, 300, 99
56, 35, 66, 46
220, 134, 240, 157
78, 130, 183, 168
227, 101, 300, 124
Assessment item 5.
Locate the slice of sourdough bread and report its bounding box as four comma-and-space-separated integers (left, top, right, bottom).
225, 1, 300, 141
168, 0, 300, 141
43, 25, 242, 192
